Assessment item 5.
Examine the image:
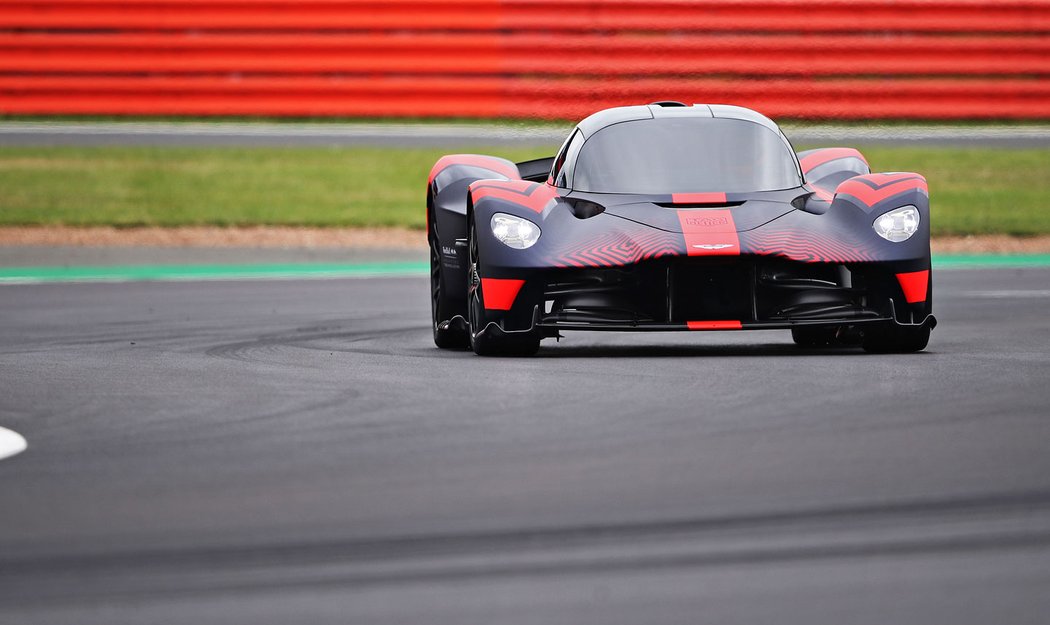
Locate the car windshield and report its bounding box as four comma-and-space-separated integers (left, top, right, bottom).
572, 117, 802, 194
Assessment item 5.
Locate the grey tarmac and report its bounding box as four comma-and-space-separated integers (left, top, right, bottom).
0, 268, 1048, 624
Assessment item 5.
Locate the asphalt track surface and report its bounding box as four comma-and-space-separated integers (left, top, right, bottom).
2, 121, 1049, 147
1, 267, 1049, 624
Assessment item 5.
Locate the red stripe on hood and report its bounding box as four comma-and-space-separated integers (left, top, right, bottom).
671, 192, 727, 204
677, 209, 740, 256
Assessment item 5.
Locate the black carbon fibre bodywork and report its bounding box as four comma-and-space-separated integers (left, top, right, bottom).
427, 105, 935, 352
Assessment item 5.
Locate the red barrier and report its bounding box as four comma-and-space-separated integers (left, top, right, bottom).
3, 1, 1048, 33
1, 0, 1048, 120
4, 76, 1047, 120
5, 34, 1048, 77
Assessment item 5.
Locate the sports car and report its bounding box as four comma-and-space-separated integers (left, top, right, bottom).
427, 103, 935, 356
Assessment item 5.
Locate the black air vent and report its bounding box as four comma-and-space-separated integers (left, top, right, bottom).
655, 200, 744, 209
567, 198, 606, 219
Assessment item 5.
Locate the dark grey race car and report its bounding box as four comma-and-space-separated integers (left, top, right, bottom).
427, 103, 934, 356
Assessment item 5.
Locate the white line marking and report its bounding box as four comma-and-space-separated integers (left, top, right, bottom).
0, 427, 27, 461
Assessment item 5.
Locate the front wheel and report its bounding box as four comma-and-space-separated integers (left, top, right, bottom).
431, 217, 468, 349
467, 215, 540, 357
862, 324, 930, 353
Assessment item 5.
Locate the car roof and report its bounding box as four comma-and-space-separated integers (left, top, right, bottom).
575, 104, 784, 139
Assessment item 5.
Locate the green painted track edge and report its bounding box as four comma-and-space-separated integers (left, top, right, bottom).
0, 261, 429, 284
1, 255, 1049, 284
932, 254, 1050, 268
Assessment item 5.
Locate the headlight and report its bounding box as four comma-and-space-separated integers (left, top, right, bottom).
491, 213, 541, 249
873, 205, 920, 243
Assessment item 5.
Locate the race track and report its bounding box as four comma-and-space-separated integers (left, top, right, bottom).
1, 268, 1049, 624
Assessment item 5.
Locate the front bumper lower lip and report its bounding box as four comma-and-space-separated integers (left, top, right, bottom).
537, 315, 937, 332
473, 300, 936, 341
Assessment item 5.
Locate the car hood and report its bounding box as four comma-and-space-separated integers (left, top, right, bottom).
573, 189, 803, 233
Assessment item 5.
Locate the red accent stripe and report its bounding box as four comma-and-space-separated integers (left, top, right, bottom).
799, 147, 868, 174
553, 228, 682, 268
836, 173, 928, 207
806, 184, 834, 202
481, 278, 525, 311
896, 270, 929, 304
687, 320, 743, 330
428, 154, 519, 185
739, 228, 878, 263
677, 209, 740, 257
470, 180, 558, 214
671, 192, 727, 204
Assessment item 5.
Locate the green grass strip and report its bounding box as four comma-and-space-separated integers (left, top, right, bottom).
1, 145, 1048, 235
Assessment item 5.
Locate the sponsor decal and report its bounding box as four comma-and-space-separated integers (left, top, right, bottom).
684, 216, 729, 228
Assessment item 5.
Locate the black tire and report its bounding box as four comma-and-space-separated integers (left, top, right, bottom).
791, 326, 840, 347
862, 323, 931, 353
466, 215, 540, 357
430, 215, 469, 349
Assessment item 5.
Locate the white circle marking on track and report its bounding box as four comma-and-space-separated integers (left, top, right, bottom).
0, 427, 27, 461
